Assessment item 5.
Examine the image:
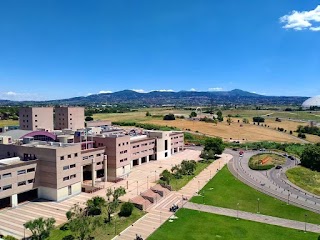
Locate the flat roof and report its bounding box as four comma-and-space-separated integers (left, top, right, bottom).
0, 157, 24, 167
130, 137, 154, 144
0, 129, 32, 140
22, 141, 77, 149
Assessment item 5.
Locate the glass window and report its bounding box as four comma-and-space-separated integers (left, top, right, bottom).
18, 181, 27, 186
27, 168, 35, 173
2, 173, 12, 178
3, 185, 12, 190
17, 170, 26, 175
63, 165, 69, 170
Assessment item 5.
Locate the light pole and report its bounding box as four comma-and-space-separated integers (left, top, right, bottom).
160, 211, 162, 224
257, 198, 260, 213
287, 190, 290, 205
198, 180, 200, 193
147, 176, 149, 189
304, 214, 307, 232
136, 181, 139, 195
237, 203, 239, 220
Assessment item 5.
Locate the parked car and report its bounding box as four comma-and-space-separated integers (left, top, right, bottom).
275, 165, 282, 169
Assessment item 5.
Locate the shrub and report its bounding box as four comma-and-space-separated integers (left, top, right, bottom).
3, 236, 18, 240
253, 117, 265, 123
119, 202, 134, 217
85, 116, 93, 121
298, 132, 306, 139
163, 114, 175, 120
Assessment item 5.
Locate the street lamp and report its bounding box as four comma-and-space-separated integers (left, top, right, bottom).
236, 203, 240, 220
287, 190, 290, 205
304, 214, 307, 232
147, 176, 149, 189
257, 198, 260, 213
136, 181, 139, 195
198, 180, 200, 193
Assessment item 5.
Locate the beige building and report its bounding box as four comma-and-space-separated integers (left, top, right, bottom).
54, 107, 85, 130
19, 107, 54, 131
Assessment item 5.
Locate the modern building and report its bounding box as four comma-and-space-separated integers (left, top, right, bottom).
19, 107, 54, 131
54, 107, 85, 130
302, 96, 320, 108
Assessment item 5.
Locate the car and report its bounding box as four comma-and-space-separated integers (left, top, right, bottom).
259, 148, 266, 151
275, 165, 282, 169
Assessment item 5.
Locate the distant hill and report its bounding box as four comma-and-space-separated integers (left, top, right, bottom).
0, 89, 308, 106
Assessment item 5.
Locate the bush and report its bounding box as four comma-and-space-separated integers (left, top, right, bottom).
298, 132, 306, 139
253, 117, 265, 123
163, 114, 175, 120
85, 116, 93, 121
62, 235, 75, 240
119, 202, 134, 217
3, 236, 18, 240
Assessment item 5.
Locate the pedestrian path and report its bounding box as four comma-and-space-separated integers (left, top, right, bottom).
184, 202, 320, 234
114, 154, 232, 240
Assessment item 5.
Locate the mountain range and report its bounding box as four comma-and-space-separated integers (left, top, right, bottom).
0, 89, 308, 106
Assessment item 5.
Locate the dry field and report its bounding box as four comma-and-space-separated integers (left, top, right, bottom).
0, 119, 18, 128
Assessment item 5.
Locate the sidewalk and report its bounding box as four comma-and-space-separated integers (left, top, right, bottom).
114, 154, 232, 240
184, 202, 320, 234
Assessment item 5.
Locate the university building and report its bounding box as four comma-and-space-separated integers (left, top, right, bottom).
0, 107, 184, 209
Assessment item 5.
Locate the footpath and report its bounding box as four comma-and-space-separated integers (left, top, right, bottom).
113, 154, 232, 240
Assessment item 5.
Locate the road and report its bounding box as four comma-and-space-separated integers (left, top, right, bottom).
225, 149, 320, 214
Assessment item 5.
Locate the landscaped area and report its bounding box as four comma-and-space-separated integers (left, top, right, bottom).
248, 153, 286, 170
286, 166, 320, 196
148, 208, 319, 240
191, 166, 320, 224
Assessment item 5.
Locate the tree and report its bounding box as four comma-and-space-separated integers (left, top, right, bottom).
181, 160, 197, 175
24, 217, 55, 240
163, 114, 175, 120
217, 110, 223, 122
145, 111, 151, 117
242, 118, 249, 124
227, 116, 232, 125
119, 202, 134, 217
200, 149, 215, 160
3, 236, 18, 240
160, 169, 173, 185
190, 111, 197, 118
300, 145, 320, 171
253, 117, 265, 123
66, 204, 103, 240
86, 196, 106, 216
105, 187, 126, 222
213, 119, 218, 126
85, 116, 93, 121
203, 138, 225, 155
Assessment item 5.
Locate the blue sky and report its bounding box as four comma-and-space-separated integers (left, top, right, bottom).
0, 0, 320, 100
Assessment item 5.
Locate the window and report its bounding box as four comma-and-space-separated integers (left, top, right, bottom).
17, 170, 26, 175
2, 173, 12, 179
35, 115, 37, 117
97, 153, 101, 157
35, 120, 38, 122
3, 185, 12, 191
60, 156, 64, 160
68, 154, 71, 158
28, 179, 34, 184
70, 164, 76, 168
35, 125, 38, 128
118, 143, 121, 146
97, 162, 101, 165
7, 152, 10, 157
63, 165, 69, 170
18, 181, 26, 186
70, 174, 76, 179
63, 176, 70, 181
27, 168, 35, 173
68, 185, 72, 195
75, 153, 78, 157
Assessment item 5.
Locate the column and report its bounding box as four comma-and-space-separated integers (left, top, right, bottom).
91, 160, 96, 187
177, 147, 180, 153
138, 158, 142, 165
146, 155, 149, 163
11, 194, 18, 208
80, 166, 83, 183
130, 160, 133, 169
104, 158, 108, 182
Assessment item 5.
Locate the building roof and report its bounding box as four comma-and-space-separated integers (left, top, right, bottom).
0, 129, 32, 140
302, 96, 320, 108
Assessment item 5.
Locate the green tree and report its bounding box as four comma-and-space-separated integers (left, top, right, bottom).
105, 186, 126, 222
3, 236, 18, 240
300, 144, 320, 171
86, 196, 106, 216
217, 110, 223, 122
253, 116, 265, 123
190, 111, 197, 118
160, 169, 173, 185
200, 149, 215, 160
227, 116, 232, 125
85, 116, 93, 121
163, 114, 175, 120
146, 111, 151, 117
24, 217, 55, 240
119, 202, 134, 217
181, 160, 197, 175
242, 118, 249, 124
66, 204, 103, 240
204, 138, 225, 154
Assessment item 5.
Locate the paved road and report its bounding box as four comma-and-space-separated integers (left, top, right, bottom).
226, 149, 320, 214
184, 202, 320, 233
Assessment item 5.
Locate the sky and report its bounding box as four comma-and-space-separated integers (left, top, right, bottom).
0, 0, 320, 101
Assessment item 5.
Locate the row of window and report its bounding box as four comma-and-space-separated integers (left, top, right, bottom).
63, 174, 76, 181
82, 153, 102, 161
0, 179, 34, 192
60, 153, 78, 160
120, 150, 128, 154
118, 142, 129, 146
1, 168, 35, 179
57, 113, 72, 116
132, 148, 154, 155
63, 164, 76, 170
120, 158, 128, 163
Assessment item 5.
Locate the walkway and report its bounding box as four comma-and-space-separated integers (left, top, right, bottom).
114, 153, 232, 240
184, 202, 320, 233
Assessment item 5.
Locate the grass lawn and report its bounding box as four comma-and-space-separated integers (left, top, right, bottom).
170, 161, 212, 191
0, 119, 18, 127
49, 208, 145, 240
248, 153, 286, 170
286, 166, 320, 196
148, 208, 319, 240
191, 166, 320, 224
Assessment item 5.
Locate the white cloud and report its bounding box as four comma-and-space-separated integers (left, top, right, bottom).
190, 88, 197, 91
99, 90, 113, 94
280, 5, 320, 31
155, 89, 174, 92
0, 91, 43, 101
131, 89, 147, 93
208, 87, 223, 91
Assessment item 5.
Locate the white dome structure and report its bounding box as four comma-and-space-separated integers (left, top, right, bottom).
302, 96, 320, 108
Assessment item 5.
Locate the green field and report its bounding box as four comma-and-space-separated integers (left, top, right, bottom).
170, 161, 211, 190
0, 119, 18, 127
249, 153, 286, 170
286, 166, 320, 196
148, 208, 319, 240
191, 166, 320, 224
49, 208, 145, 240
